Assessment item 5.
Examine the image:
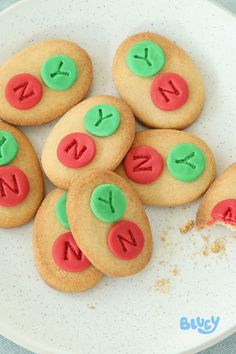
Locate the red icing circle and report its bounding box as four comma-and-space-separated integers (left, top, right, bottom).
52, 232, 91, 272
123, 145, 164, 184
0, 165, 29, 207
57, 132, 96, 168
5, 73, 43, 110
210, 199, 236, 227
108, 220, 145, 260
150, 72, 189, 111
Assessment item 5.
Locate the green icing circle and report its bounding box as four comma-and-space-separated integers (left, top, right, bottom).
0, 130, 18, 166
90, 184, 126, 222
84, 104, 120, 137
55, 193, 70, 229
41, 55, 78, 91
167, 143, 206, 182
126, 40, 165, 77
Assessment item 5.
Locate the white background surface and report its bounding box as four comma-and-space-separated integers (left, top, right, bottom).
0, 0, 236, 353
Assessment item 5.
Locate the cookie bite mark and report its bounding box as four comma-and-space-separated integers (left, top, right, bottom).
196, 163, 236, 230
209, 199, 236, 227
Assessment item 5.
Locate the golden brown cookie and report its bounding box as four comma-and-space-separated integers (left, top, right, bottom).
0, 122, 44, 228
67, 169, 152, 277
112, 32, 204, 129
196, 162, 236, 231
42, 95, 135, 190
33, 188, 102, 292
0, 40, 92, 126
116, 129, 216, 206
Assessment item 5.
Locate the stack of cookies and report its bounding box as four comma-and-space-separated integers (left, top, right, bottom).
0, 33, 234, 293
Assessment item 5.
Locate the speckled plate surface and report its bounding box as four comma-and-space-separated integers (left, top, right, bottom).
0, 0, 236, 353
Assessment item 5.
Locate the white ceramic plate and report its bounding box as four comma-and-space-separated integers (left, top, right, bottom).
0, 0, 236, 353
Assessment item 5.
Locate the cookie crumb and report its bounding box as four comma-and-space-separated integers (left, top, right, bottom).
180, 220, 195, 234
170, 268, 178, 276
155, 278, 170, 293
160, 236, 166, 242
211, 239, 225, 254
159, 260, 167, 265
201, 235, 209, 256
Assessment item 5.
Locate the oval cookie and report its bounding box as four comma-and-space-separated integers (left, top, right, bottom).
116, 129, 216, 206
0, 122, 44, 228
67, 169, 152, 277
42, 95, 135, 189
0, 40, 92, 126
112, 32, 204, 129
196, 163, 236, 231
33, 189, 102, 292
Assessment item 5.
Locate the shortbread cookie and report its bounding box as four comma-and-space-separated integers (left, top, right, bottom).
42, 95, 135, 189
112, 32, 204, 129
67, 169, 152, 277
196, 163, 236, 231
0, 122, 44, 228
0, 40, 92, 126
33, 188, 102, 292
116, 129, 215, 206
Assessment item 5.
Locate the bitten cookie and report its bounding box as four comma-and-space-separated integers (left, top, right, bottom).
116, 129, 216, 206
0, 40, 92, 126
112, 32, 204, 129
67, 169, 152, 277
196, 163, 236, 231
33, 188, 102, 292
0, 122, 44, 228
42, 95, 135, 190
